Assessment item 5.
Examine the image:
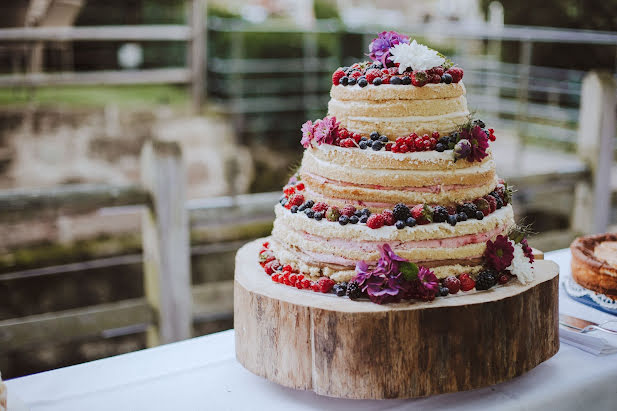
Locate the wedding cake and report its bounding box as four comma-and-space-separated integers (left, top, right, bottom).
259, 32, 535, 304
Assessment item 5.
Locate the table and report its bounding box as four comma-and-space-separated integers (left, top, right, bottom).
6, 249, 617, 411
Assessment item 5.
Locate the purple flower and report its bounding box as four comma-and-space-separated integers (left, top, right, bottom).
369, 31, 410, 66
313, 116, 340, 145
300, 120, 314, 148
466, 126, 489, 162
377, 243, 407, 274
417, 267, 440, 300
454, 139, 471, 160
353, 244, 409, 304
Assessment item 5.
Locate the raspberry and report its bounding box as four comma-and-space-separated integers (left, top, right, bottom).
350, 71, 363, 79
365, 68, 381, 84
301, 279, 311, 289
282, 264, 293, 273
484, 195, 497, 213
318, 277, 335, 293
351, 133, 363, 143
427, 66, 444, 76
443, 276, 461, 294
332, 68, 345, 85
295, 183, 305, 191
411, 70, 428, 87
431, 131, 440, 139
429, 74, 441, 84
341, 205, 356, 217
382, 209, 396, 226
289, 274, 297, 285
380, 76, 390, 84
283, 185, 295, 196
488, 128, 496, 142
446, 67, 464, 83
288, 194, 304, 207
311, 282, 320, 292
340, 138, 356, 148
313, 202, 328, 213
262, 241, 270, 249
388, 67, 399, 75
458, 273, 475, 292
366, 214, 385, 229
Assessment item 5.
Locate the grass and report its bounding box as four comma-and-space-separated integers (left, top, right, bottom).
0, 84, 190, 109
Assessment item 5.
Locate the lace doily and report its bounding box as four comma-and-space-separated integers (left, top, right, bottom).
563, 278, 617, 315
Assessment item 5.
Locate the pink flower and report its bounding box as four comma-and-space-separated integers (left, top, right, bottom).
313, 116, 340, 145
459, 126, 489, 162
300, 120, 314, 148
521, 238, 535, 264
484, 235, 515, 271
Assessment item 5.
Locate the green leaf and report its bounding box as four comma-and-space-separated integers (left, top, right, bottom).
400, 261, 419, 281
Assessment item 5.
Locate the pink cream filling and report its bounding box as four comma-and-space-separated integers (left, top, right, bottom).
297, 224, 506, 267
304, 172, 485, 194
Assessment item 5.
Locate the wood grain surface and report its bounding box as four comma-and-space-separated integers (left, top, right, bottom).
234, 239, 560, 399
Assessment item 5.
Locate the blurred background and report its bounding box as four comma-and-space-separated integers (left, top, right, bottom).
0, 0, 616, 379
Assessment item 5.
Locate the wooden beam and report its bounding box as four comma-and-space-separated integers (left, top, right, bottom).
189, 0, 206, 113
0, 184, 149, 222
0, 299, 153, 351
0, 25, 191, 42
0, 68, 191, 87
141, 140, 192, 347
187, 191, 279, 227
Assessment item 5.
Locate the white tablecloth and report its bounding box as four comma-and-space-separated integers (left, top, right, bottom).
6, 249, 617, 411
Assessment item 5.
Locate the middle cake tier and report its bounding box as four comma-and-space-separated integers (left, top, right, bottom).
300, 144, 498, 209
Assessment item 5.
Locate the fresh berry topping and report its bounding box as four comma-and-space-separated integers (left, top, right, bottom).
392, 203, 411, 221
314, 211, 323, 221
439, 286, 450, 297
484, 195, 497, 213
296, 182, 305, 191
458, 202, 478, 219
340, 204, 356, 217
446, 67, 464, 83
441, 73, 453, 84
365, 68, 381, 84
435, 143, 445, 152
350, 70, 363, 79
340, 76, 349, 86
432, 206, 449, 223
290, 205, 299, 214
313, 202, 328, 213
447, 214, 457, 226
429, 74, 441, 84
349, 215, 359, 224
411, 204, 433, 224
458, 273, 476, 292
366, 214, 385, 229
406, 216, 417, 227
372, 141, 383, 151
443, 276, 461, 294
340, 137, 356, 148
348, 77, 357, 86
378, 135, 389, 143
411, 70, 428, 87
475, 210, 484, 220
402, 76, 412, 85
497, 274, 510, 285
288, 194, 304, 207
427, 66, 445, 77
382, 209, 396, 226
318, 277, 335, 293
359, 208, 371, 216
457, 212, 467, 222
332, 68, 346, 85
370, 131, 380, 140
395, 220, 406, 229
305, 209, 315, 218
333, 282, 348, 297
359, 141, 368, 149
473, 198, 491, 216
338, 215, 349, 225
391, 76, 403, 85
359, 215, 369, 224
326, 206, 340, 222
372, 77, 382, 86
475, 270, 496, 290
358, 77, 368, 88
346, 281, 364, 300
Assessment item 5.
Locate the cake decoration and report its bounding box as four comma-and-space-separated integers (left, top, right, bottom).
390, 39, 446, 73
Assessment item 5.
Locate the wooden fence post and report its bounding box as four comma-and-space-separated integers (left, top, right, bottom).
141, 140, 192, 347
190, 0, 206, 114
572, 71, 616, 235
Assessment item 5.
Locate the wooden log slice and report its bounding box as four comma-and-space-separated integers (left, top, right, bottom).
234, 239, 559, 399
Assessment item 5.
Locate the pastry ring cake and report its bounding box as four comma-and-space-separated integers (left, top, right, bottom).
571, 233, 617, 299
259, 32, 536, 303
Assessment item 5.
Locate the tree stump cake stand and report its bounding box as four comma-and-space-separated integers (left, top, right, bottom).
234, 239, 560, 399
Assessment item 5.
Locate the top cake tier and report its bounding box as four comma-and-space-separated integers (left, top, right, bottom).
328, 82, 469, 138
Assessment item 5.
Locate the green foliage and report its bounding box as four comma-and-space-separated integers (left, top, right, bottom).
400, 261, 419, 281
314, 0, 341, 20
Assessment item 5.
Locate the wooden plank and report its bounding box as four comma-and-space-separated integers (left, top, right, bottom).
0, 68, 191, 87
0, 299, 153, 351
141, 140, 192, 347
0, 184, 149, 222
0, 25, 191, 42
190, 0, 206, 113
187, 191, 279, 227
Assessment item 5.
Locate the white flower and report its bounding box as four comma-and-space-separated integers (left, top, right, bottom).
390, 40, 445, 74
508, 243, 535, 285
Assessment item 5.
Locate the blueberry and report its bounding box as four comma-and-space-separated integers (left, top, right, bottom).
402, 76, 411, 85
298, 203, 307, 212
476, 210, 484, 220
314, 211, 323, 220
372, 77, 382, 86
340, 76, 349, 86
435, 143, 445, 152
447, 214, 457, 226
290, 205, 298, 213
378, 135, 389, 143
367, 140, 373, 147
457, 212, 467, 222
354, 210, 363, 218
281, 198, 288, 207
391, 76, 403, 85
406, 217, 417, 227
349, 215, 359, 224
358, 77, 368, 87
359, 141, 368, 150
370, 131, 380, 140
305, 209, 315, 218
360, 136, 368, 142
439, 286, 450, 296
360, 215, 369, 224
441, 73, 453, 84
372, 141, 383, 151
395, 220, 406, 229
338, 215, 349, 225
360, 208, 371, 216
305, 200, 314, 208
348, 77, 357, 86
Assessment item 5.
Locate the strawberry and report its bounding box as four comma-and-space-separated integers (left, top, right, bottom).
332, 68, 346, 85
446, 67, 464, 83
458, 273, 475, 291
365, 68, 381, 84
382, 209, 396, 226
366, 214, 385, 229
443, 276, 461, 294
295, 182, 304, 191
341, 205, 356, 218
411, 204, 433, 224
411, 70, 428, 87
312, 202, 328, 213
318, 277, 335, 293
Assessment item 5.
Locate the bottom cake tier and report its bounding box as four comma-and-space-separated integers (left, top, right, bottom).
235, 239, 560, 399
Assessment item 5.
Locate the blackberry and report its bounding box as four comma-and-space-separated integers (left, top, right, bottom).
333, 282, 348, 297
447, 214, 457, 226
305, 209, 315, 218
439, 286, 450, 296
391, 76, 403, 85
348, 77, 357, 86
373, 77, 382, 86
458, 202, 478, 219
379, 135, 389, 143
406, 216, 417, 227
372, 141, 383, 151
359, 141, 368, 149
338, 215, 349, 225
358, 77, 368, 87
441, 73, 453, 84
438, 136, 450, 146
290, 205, 299, 213
395, 220, 406, 229
370, 131, 380, 140
475, 270, 496, 290
435, 143, 445, 152
314, 211, 323, 221
433, 206, 449, 223
402, 76, 412, 85
359, 215, 369, 224
340, 76, 349, 86
393, 203, 411, 221
349, 215, 359, 224
475, 210, 484, 220
346, 281, 364, 300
